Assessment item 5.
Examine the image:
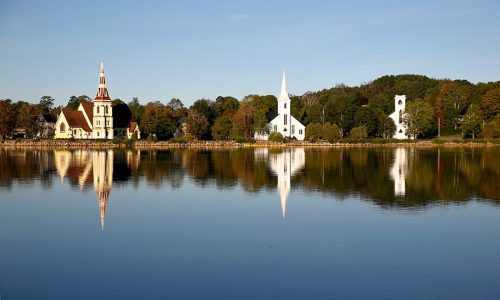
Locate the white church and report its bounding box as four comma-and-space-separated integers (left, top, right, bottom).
54, 62, 140, 140
255, 72, 306, 141
388, 95, 410, 139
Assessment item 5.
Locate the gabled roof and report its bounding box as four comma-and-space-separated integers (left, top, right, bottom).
266, 110, 278, 122
62, 110, 92, 132
81, 101, 93, 120
42, 113, 58, 123
129, 121, 138, 131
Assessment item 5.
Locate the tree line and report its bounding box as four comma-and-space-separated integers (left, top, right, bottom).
1, 74, 499, 141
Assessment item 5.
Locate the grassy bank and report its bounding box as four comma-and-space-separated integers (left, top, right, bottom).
1, 138, 499, 149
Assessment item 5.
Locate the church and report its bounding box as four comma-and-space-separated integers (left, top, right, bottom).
255, 72, 306, 141
54, 62, 140, 140
388, 95, 411, 139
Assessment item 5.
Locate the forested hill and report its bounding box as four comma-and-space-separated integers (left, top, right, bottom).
1, 74, 499, 141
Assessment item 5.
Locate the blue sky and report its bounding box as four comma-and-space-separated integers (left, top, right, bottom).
1, 0, 499, 106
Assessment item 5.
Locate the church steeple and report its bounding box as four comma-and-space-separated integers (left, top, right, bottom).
279, 71, 288, 101
95, 61, 111, 101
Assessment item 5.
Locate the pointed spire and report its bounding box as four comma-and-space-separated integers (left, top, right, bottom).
279, 71, 288, 100
95, 61, 111, 101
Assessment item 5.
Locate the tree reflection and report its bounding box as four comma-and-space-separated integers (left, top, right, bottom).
0, 147, 498, 213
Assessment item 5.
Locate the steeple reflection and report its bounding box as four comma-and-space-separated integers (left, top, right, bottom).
93, 150, 113, 230
390, 148, 407, 197
268, 148, 305, 222
54, 150, 116, 229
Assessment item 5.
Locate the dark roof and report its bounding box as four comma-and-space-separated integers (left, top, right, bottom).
62, 110, 92, 132
42, 113, 58, 123
266, 110, 279, 122
112, 103, 132, 128
81, 101, 93, 120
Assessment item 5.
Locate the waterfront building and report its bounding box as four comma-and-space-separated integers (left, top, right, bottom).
54, 62, 140, 140
388, 95, 410, 139
255, 72, 305, 141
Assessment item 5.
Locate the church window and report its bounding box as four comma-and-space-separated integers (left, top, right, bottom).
97, 106, 100, 114
73, 129, 77, 135
398, 100, 402, 105
97, 132, 100, 137
292, 125, 295, 134
399, 129, 403, 133
105, 106, 109, 114
299, 129, 303, 135
60, 123, 65, 132
399, 110, 403, 123
284, 103, 287, 109
284, 114, 288, 125
274, 125, 277, 132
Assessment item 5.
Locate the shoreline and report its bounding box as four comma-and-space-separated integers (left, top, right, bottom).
1, 139, 498, 149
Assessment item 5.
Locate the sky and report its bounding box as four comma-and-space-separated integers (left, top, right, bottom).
0, 0, 499, 107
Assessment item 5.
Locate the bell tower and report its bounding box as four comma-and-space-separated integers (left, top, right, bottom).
93, 62, 113, 139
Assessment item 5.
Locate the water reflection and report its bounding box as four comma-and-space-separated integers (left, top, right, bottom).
267, 148, 305, 221
390, 148, 407, 196
1, 147, 499, 218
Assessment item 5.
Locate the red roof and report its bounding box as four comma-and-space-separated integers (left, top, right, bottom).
81, 101, 94, 120
62, 110, 92, 132
129, 121, 138, 131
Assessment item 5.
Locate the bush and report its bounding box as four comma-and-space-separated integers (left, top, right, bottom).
233, 136, 256, 143
350, 125, 368, 139
323, 122, 341, 143
147, 134, 158, 142
112, 136, 124, 145
305, 123, 322, 142
482, 116, 500, 139
268, 132, 284, 142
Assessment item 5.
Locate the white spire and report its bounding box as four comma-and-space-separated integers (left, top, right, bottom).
279, 71, 288, 100
100, 61, 105, 74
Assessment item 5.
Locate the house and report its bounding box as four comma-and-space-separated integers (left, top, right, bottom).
254, 72, 306, 141
388, 95, 410, 139
54, 62, 140, 140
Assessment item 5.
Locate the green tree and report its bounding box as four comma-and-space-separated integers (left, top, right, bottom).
0, 99, 14, 139
480, 88, 500, 122
350, 125, 368, 139
128, 97, 144, 124
185, 109, 209, 139
305, 123, 322, 142
211, 116, 232, 140
232, 100, 255, 139
39, 96, 54, 114
482, 116, 500, 139
323, 122, 341, 143
403, 98, 434, 138
461, 105, 482, 139
142, 101, 177, 140
253, 110, 269, 136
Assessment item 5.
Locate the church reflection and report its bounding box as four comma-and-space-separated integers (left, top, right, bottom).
54, 150, 137, 229
266, 148, 305, 222
389, 148, 407, 197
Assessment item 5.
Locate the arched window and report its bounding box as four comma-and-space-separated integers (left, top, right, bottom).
97, 106, 100, 114
60, 123, 65, 132
284, 114, 288, 125
399, 110, 403, 123
105, 106, 108, 114
284, 103, 287, 109
399, 129, 403, 133
398, 100, 402, 105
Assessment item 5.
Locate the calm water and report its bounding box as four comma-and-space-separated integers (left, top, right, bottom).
0, 147, 499, 299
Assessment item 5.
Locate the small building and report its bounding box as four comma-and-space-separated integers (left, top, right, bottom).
54, 62, 140, 140
389, 95, 410, 139
255, 72, 305, 141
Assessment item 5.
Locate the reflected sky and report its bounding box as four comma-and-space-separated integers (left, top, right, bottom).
0, 147, 499, 299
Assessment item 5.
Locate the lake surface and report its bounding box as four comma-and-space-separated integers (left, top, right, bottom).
0, 147, 499, 299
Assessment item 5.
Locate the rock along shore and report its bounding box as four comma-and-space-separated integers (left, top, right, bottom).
0, 139, 497, 150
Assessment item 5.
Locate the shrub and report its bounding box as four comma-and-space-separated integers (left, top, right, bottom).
268, 132, 284, 142
482, 116, 500, 139
323, 122, 341, 143
305, 123, 321, 142
350, 125, 368, 139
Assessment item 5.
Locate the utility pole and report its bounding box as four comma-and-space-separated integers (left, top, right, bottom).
438, 117, 440, 137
